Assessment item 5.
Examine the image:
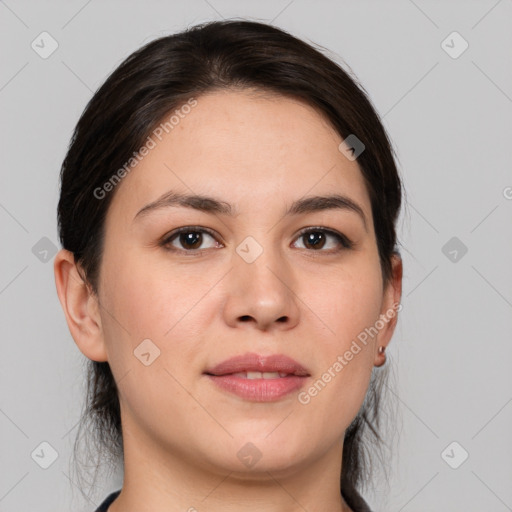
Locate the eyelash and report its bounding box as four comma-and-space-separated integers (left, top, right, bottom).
160, 226, 353, 255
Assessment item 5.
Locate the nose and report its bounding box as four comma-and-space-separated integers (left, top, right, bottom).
222, 243, 300, 332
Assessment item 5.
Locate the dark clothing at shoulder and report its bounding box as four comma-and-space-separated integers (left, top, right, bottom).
95, 487, 373, 512
342, 486, 374, 512
95, 490, 121, 512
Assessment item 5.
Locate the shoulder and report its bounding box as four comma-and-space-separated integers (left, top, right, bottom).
94, 489, 121, 512
342, 487, 374, 512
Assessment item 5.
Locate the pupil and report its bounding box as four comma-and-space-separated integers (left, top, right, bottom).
305, 232, 324, 249
181, 232, 201, 249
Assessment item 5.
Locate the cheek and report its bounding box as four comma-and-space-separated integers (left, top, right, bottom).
311, 261, 383, 347
314, 260, 383, 410
101, 249, 189, 338
298, 257, 382, 412
100, 249, 220, 370
98, 256, 203, 431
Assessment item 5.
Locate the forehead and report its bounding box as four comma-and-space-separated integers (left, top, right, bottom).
106, 89, 370, 224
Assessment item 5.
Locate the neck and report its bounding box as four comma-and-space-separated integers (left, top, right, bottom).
108, 422, 353, 512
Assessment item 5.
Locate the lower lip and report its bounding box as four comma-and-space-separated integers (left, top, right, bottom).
206, 374, 308, 402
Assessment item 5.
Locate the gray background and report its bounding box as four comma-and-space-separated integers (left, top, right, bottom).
1, 1, 511, 511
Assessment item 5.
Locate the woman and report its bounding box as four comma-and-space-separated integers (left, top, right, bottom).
54, 20, 403, 512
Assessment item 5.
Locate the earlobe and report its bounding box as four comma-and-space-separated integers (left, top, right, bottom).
53, 249, 109, 362
374, 253, 403, 367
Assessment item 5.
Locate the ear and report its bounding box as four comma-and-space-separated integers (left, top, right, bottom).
53, 249, 108, 362
374, 252, 403, 365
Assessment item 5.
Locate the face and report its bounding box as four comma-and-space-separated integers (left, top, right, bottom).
60, 89, 401, 478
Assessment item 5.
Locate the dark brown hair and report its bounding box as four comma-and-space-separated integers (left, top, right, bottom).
57, 19, 402, 506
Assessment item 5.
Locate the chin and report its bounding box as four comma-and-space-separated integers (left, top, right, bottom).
217, 450, 310, 480
211, 431, 311, 474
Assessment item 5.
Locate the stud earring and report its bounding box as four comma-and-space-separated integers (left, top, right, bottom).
375, 345, 386, 367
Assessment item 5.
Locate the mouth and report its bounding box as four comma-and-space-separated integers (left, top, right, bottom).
204, 353, 310, 402
228, 371, 293, 379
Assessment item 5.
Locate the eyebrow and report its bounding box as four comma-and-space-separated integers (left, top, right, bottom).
133, 190, 368, 230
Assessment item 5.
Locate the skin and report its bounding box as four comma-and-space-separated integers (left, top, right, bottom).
54, 89, 402, 512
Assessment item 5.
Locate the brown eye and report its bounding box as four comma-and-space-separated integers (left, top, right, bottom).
293, 228, 352, 251
302, 231, 327, 250
177, 231, 203, 249
162, 228, 220, 252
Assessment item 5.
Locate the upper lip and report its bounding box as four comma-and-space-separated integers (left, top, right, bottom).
205, 353, 310, 376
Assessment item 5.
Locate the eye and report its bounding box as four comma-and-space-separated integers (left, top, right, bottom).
161, 227, 222, 252
292, 227, 353, 252
160, 226, 352, 254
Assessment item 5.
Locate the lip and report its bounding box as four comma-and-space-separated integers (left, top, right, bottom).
204, 353, 310, 402
205, 352, 310, 376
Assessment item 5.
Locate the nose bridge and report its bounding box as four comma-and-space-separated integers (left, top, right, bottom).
222, 235, 300, 330
237, 237, 287, 293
